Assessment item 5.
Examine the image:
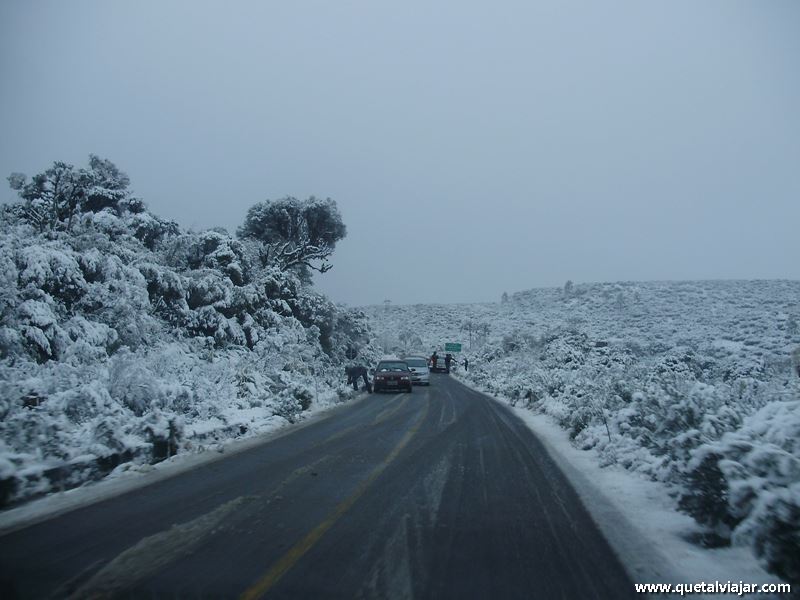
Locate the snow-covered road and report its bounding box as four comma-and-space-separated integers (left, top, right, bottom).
0, 375, 637, 599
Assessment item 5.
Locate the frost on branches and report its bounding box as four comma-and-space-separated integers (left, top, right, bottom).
0, 156, 380, 508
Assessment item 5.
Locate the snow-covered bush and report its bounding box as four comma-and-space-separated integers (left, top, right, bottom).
0, 246, 18, 318
108, 349, 158, 416
138, 262, 188, 323
739, 483, 800, 585
17, 299, 69, 362
185, 270, 233, 310
17, 244, 87, 307
272, 383, 315, 423
129, 212, 179, 250
679, 401, 800, 584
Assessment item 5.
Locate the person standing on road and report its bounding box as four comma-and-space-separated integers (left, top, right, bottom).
430, 351, 439, 371
463, 357, 469, 372
444, 353, 452, 373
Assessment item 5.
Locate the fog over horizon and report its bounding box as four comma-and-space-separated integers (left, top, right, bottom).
2, 1, 798, 307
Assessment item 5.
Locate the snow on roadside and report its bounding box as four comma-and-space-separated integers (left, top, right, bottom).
513, 410, 785, 597
455, 374, 786, 599
0, 392, 368, 535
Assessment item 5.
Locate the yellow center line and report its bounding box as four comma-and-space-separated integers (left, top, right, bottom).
320, 394, 410, 446
239, 399, 430, 600
371, 394, 411, 426
320, 421, 366, 446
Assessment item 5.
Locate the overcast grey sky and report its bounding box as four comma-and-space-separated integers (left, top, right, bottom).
1, 1, 798, 306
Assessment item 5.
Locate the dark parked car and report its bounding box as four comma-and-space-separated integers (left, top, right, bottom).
372, 360, 413, 393
429, 354, 450, 374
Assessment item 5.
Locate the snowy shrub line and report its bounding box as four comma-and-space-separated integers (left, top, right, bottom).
0, 156, 381, 507
679, 400, 800, 584
366, 280, 800, 586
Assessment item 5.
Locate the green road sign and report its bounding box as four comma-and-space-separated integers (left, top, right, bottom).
445, 343, 462, 352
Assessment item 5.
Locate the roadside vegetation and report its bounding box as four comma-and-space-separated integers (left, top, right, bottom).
0, 156, 380, 507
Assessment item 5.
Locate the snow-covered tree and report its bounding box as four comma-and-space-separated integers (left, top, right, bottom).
237, 196, 346, 275
81, 154, 132, 213
7, 155, 133, 232
8, 162, 89, 231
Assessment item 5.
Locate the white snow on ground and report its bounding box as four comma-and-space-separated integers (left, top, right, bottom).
0, 393, 368, 535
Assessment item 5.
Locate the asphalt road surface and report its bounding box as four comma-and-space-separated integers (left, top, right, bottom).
0, 375, 637, 599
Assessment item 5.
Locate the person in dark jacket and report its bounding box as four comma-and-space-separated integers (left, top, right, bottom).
345, 366, 372, 392
444, 353, 452, 373
463, 357, 469, 371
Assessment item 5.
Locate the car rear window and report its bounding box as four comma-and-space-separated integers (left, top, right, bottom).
405, 359, 427, 367
376, 362, 408, 371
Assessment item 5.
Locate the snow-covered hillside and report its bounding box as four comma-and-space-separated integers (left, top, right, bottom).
0, 157, 380, 508
365, 280, 800, 588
